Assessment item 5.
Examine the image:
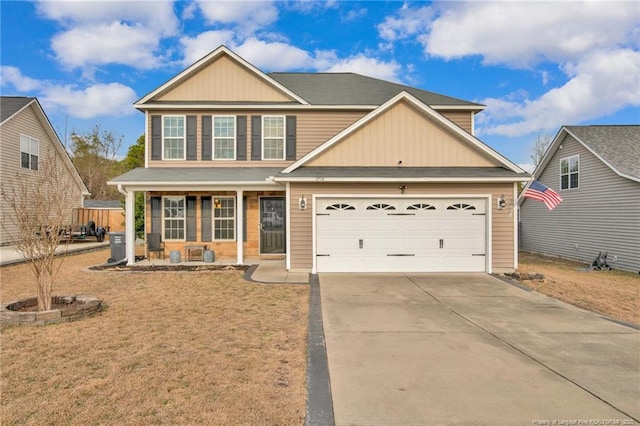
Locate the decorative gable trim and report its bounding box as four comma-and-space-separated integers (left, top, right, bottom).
282, 91, 524, 174
135, 46, 309, 106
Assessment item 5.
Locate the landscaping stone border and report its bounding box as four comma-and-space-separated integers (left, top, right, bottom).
0, 295, 102, 328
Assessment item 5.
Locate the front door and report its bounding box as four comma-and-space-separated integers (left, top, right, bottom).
260, 197, 286, 254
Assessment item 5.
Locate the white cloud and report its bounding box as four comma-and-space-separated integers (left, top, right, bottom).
196, 0, 278, 35
1, 67, 137, 119
322, 55, 402, 82
52, 22, 164, 70
0, 66, 44, 92
422, 1, 639, 68
377, 3, 433, 43
478, 49, 640, 137
234, 38, 315, 70
180, 30, 236, 66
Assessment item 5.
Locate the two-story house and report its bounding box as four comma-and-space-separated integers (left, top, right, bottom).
109, 46, 528, 273
0, 96, 90, 245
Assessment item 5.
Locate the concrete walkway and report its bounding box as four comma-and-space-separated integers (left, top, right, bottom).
0, 241, 110, 267
319, 273, 639, 425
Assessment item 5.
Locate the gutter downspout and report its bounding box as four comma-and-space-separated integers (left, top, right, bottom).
117, 184, 136, 266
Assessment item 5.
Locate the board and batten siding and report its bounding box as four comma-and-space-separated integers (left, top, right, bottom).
0, 105, 84, 245
146, 110, 365, 168
520, 133, 640, 272
288, 182, 516, 272
305, 101, 494, 168
155, 55, 293, 103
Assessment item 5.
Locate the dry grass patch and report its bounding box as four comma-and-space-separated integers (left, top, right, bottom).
1, 249, 309, 425
517, 251, 639, 325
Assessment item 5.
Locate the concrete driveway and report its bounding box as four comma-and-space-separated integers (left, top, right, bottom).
319, 273, 639, 425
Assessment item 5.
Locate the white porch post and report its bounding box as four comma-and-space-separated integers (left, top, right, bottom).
125, 189, 136, 265
236, 190, 244, 265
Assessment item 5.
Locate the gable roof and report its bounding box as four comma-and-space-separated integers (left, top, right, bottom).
1, 96, 35, 124
282, 91, 525, 175
0, 96, 90, 196
135, 46, 308, 106
533, 125, 640, 183
268, 73, 484, 109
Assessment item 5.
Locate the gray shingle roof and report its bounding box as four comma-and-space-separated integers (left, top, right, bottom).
1, 96, 35, 124
277, 166, 527, 180
269, 73, 483, 108
109, 167, 284, 185
84, 200, 123, 209
565, 125, 640, 179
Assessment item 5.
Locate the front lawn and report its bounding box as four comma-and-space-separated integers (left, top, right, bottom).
0, 249, 309, 425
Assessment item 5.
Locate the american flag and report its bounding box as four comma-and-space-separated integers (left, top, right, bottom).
524, 180, 563, 210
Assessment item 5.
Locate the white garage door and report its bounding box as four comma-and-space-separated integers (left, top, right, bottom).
316, 198, 487, 272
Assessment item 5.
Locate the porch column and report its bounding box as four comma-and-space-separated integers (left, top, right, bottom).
236, 190, 244, 265
125, 189, 136, 265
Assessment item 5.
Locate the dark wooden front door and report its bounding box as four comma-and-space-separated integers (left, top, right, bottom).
260, 197, 286, 254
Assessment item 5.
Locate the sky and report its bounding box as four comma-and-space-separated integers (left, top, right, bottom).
2, 0, 639, 171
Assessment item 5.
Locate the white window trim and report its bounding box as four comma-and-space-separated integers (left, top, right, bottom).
213, 196, 236, 241
20, 133, 39, 170
560, 154, 579, 190
162, 195, 186, 241
162, 115, 186, 160
262, 115, 286, 160
212, 115, 236, 160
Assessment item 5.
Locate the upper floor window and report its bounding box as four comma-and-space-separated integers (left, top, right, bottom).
262, 116, 285, 160
20, 134, 39, 170
163, 196, 185, 240
213, 116, 235, 160
163, 116, 185, 160
560, 155, 579, 190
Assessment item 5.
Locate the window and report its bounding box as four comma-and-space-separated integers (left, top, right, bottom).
213, 116, 235, 159
366, 203, 396, 210
447, 203, 476, 210
262, 116, 285, 160
560, 155, 579, 190
20, 134, 39, 170
214, 197, 235, 240
326, 203, 355, 211
163, 116, 185, 159
163, 196, 185, 240
407, 203, 436, 210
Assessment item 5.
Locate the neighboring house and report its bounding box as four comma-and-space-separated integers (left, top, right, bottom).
109, 46, 528, 273
0, 96, 90, 246
519, 125, 640, 272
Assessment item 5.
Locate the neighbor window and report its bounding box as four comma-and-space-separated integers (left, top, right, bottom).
560, 155, 579, 190
214, 197, 235, 240
20, 134, 39, 170
163, 196, 185, 240
213, 116, 235, 159
163, 116, 185, 159
262, 116, 285, 160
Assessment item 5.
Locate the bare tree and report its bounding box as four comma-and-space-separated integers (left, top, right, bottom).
530, 133, 553, 167
0, 152, 77, 311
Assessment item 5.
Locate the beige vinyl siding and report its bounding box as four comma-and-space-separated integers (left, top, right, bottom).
0, 105, 83, 245
521, 134, 640, 272
306, 101, 495, 167
155, 55, 293, 103
147, 110, 365, 167
289, 182, 515, 271
439, 110, 474, 134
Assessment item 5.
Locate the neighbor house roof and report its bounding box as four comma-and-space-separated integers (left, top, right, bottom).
108, 167, 283, 188
84, 200, 123, 209
268, 73, 484, 109
563, 125, 640, 181
1, 96, 35, 124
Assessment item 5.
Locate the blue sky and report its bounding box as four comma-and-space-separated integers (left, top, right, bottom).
2, 1, 639, 170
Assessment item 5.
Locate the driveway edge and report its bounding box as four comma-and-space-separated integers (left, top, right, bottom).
305, 273, 335, 426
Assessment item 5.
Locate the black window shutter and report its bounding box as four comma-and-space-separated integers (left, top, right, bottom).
202, 115, 212, 160
251, 115, 262, 160
286, 115, 296, 161
236, 115, 247, 160
186, 115, 197, 160
151, 196, 162, 234
201, 197, 212, 242
186, 196, 196, 241
151, 115, 162, 160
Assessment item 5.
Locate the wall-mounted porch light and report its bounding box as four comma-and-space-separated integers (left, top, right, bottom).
298, 195, 307, 210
